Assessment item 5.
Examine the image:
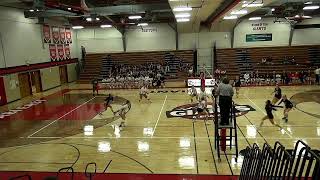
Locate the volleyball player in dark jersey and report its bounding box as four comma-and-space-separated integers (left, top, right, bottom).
278, 95, 293, 123
99, 94, 115, 115
258, 100, 283, 130
234, 77, 241, 98
271, 84, 282, 104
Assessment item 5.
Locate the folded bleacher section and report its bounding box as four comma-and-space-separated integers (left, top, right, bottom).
78, 50, 194, 84
235, 49, 254, 76
216, 45, 320, 79
308, 46, 320, 67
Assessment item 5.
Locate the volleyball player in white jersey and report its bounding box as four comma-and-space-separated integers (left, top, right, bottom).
194, 97, 208, 122
139, 85, 151, 102
116, 100, 131, 131
198, 87, 208, 104
189, 85, 198, 103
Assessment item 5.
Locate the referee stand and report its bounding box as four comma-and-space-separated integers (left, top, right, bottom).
214, 100, 239, 162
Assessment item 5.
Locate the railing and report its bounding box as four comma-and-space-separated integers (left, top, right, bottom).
239, 140, 320, 180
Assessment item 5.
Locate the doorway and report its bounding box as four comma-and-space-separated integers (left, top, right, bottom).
59, 66, 68, 84
30, 71, 42, 93
18, 72, 32, 98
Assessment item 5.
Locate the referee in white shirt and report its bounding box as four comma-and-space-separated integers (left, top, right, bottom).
216, 77, 234, 125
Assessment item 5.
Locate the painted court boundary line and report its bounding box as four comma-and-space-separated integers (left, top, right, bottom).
27, 97, 96, 137
152, 95, 167, 136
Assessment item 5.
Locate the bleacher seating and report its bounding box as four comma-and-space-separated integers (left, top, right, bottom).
216, 45, 320, 79
78, 53, 103, 83
308, 46, 320, 66
78, 50, 195, 84
216, 49, 240, 79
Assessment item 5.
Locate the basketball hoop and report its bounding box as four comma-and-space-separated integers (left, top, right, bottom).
80, 0, 89, 11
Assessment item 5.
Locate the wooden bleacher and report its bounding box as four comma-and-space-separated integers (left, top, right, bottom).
78, 50, 194, 84
216, 45, 320, 79
78, 53, 103, 83
216, 49, 240, 79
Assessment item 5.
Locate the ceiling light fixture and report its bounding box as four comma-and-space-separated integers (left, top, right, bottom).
242, 3, 263, 7
67, 7, 72, 10
173, 7, 192, 12
86, 17, 92, 22
304, 1, 313, 5
223, 15, 238, 20
249, 17, 262, 21
96, 17, 100, 21
303, 5, 319, 10
72, 26, 84, 29
101, 24, 112, 28
137, 23, 148, 26
271, 8, 275, 11
176, 18, 190, 22
29, 9, 34, 12
129, 15, 142, 19
231, 10, 248, 15
175, 13, 191, 18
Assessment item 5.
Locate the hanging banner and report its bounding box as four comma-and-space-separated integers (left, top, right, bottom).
57, 44, 65, 61
65, 28, 72, 44
59, 27, 66, 44
0, 76, 7, 106
43, 25, 51, 43
49, 44, 57, 61
64, 44, 71, 59
52, 26, 60, 44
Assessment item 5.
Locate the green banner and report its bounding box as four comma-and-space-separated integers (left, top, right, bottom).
246, 34, 272, 42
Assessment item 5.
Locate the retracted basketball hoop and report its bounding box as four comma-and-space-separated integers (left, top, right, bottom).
80, 0, 89, 12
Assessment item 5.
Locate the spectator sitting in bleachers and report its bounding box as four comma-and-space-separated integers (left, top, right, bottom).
261, 57, 267, 64
266, 56, 273, 65
244, 72, 250, 85
290, 56, 296, 65
283, 56, 290, 65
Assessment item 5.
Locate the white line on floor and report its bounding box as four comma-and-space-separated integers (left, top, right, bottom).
244, 94, 293, 138
152, 95, 167, 136
244, 94, 266, 115
27, 97, 96, 138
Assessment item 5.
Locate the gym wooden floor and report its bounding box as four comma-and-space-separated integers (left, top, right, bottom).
0, 83, 319, 175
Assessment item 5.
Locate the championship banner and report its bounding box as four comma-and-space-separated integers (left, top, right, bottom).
65, 28, 72, 44
59, 27, 66, 44
64, 44, 71, 59
57, 44, 65, 61
49, 44, 57, 61
52, 26, 60, 44
43, 25, 51, 43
